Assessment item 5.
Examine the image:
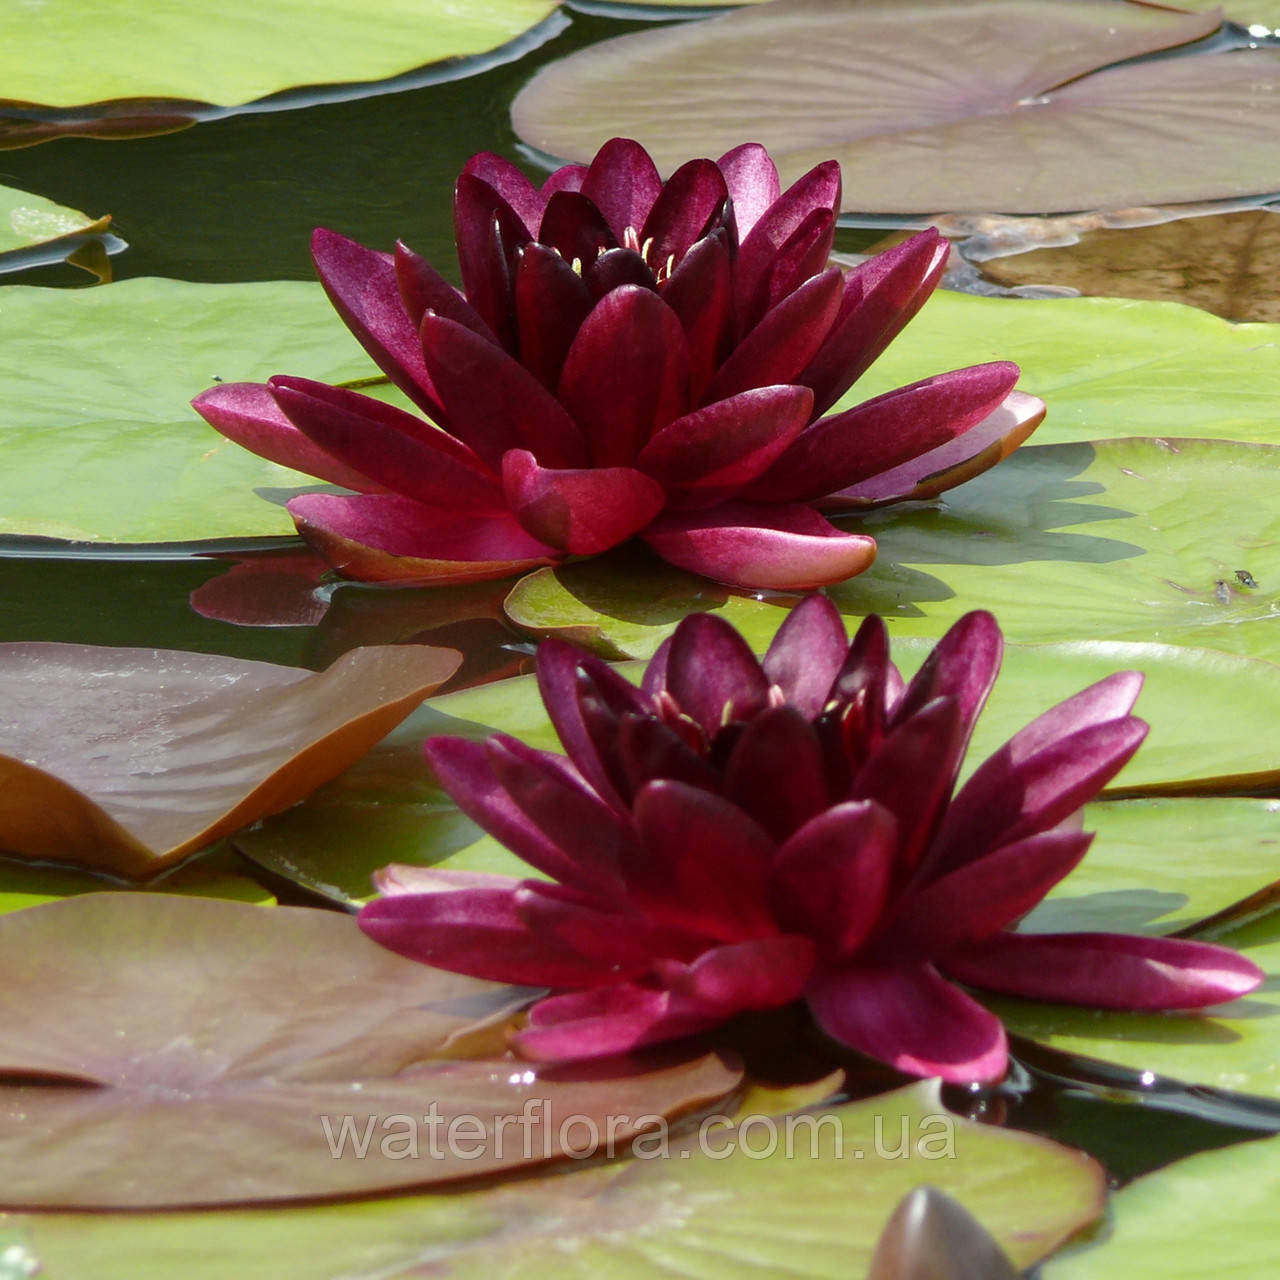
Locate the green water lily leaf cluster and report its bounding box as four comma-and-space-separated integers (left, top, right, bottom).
0, 642, 457, 876
9, 1076, 1103, 1277
0, 893, 739, 1208
513, 0, 1280, 214
0, 184, 110, 264
0, 0, 559, 113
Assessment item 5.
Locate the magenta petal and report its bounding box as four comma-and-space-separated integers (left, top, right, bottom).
944, 932, 1263, 1010
420, 313, 589, 470
666, 612, 771, 734
540, 164, 587, 200
628, 780, 778, 941
762, 594, 849, 718
372, 865, 517, 897
394, 240, 494, 340
192, 382, 379, 491
459, 151, 543, 232
501, 450, 666, 555
748, 362, 1022, 504
268, 376, 504, 512
635, 385, 814, 509
663, 935, 816, 1012
643, 502, 877, 590
514, 242, 595, 390
723, 706, 831, 841
535, 638, 649, 811
618, 714, 722, 796
580, 136, 663, 240
453, 173, 530, 349
311, 228, 443, 417
740, 206, 836, 334
287, 493, 557, 584
801, 228, 950, 416
891, 610, 1003, 737
660, 233, 735, 403
886, 830, 1094, 960
516, 984, 710, 1060
641, 158, 730, 274
358, 886, 608, 988
558, 286, 691, 467
702, 267, 844, 404
424, 735, 628, 896
827, 613, 894, 749
827, 390, 1046, 510
716, 142, 781, 240
808, 963, 1008, 1083
538, 190, 619, 267
585, 247, 657, 298
772, 801, 897, 960
735, 160, 841, 320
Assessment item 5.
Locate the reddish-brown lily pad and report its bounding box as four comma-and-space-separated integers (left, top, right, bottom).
0, 643, 459, 876
0, 893, 741, 1208
513, 0, 1280, 214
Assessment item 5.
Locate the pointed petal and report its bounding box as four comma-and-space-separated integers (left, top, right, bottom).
666, 611, 770, 735
288, 493, 556, 584
540, 164, 587, 199
538, 189, 618, 266
459, 152, 543, 231
944, 931, 1263, 1009
739, 206, 836, 334
268, 376, 504, 512
514, 241, 595, 389
501, 450, 666, 555
886, 830, 1094, 960
808, 963, 1008, 1083
660, 232, 735, 403
394, 240, 494, 340
453, 173, 529, 349
702, 267, 844, 404
618, 714, 721, 796
536, 638, 649, 811
762, 594, 849, 718
716, 142, 781, 240
580, 136, 663, 241
358, 885, 610, 988
584, 246, 657, 298
516, 983, 711, 1060
723, 706, 832, 842
558, 285, 691, 467
311, 228, 441, 416
421, 312, 588, 470
824, 613, 894, 773
643, 502, 877, 590
892, 610, 1002, 736
661, 934, 816, 1012
636, 385, 814, 509
801, 228, 950, 416
192, 382, 378, 491
735, 160, 841, 322
824, 390, 1045, 509
772, 800, 897, 960
641, 158, 729, 273
748, 362, 1023, 504
423, 734, 628, 895
627, 779, 777, 940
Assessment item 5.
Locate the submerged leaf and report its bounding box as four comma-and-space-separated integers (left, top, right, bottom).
0, 893, 740, 1208
0, 642, 459, 876
513, 0, 1280, 214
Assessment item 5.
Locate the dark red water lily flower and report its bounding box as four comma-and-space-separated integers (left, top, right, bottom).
193, 139, 1044, 591
359, 600, 1262, 1083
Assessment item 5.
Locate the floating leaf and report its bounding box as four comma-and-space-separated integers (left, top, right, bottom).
978, 210, 1280, 322
1174, 0, 1280, 32
512, 0, 1280, 215
0, 642, 458, 876
992, 910, 1280, 1101
0, 893, 738, 1208
869, 1186, 1021, 1280
0, 0, 560, 112
1043, 1128, 1280, 1280
0, 184, 111, 269
0, 279, 373, 541
13, 1078, 1102, 1276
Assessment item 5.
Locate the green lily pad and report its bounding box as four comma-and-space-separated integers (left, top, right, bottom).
1175, 0, 1280, 32
512, 0, 1280, 215
992, 910, 1280, 1101
0, 279, 373, 541
13, 1080, 1103, 1278
506, 439, 1280, 662
1043, 1129, 1280, 1280
849, 293, 1280, 449
0, 0, 560, 112
0, 185, 110, 265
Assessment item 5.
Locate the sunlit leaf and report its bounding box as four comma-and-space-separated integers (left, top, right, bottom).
1174, 0, 1280, 32
512, 0, 1280, 214
13, 1079, 1102, 1276
1043, 1128, 1280, 1279
0, 184, 110, 267
0, 0, 560, 112
0, 893, 738, 1207
0, 642, 458, 876
978, 210, 1280, 322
